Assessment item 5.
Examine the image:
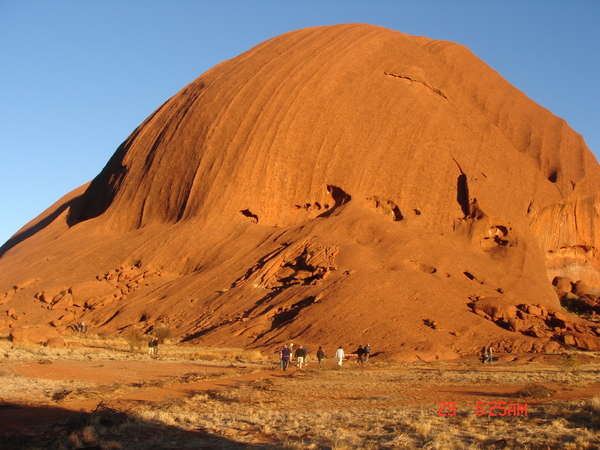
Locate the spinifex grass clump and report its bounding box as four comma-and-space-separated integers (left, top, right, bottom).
560, 353, 583, 371
122, 327, 147, 351
515, 383, 554, 398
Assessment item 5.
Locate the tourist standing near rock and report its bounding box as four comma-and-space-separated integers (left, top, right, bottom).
364, 344, 371, 364
335, 346, 345, 367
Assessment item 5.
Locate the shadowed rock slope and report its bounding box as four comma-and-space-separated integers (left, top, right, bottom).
2, 24, 600, 360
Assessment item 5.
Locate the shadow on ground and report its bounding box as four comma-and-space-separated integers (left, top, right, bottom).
0, 401, 276, 449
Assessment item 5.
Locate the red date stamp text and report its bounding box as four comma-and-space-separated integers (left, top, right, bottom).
437, 401, 528, 417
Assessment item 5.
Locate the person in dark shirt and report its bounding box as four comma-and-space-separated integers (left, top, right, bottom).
363, 344, 371, 364
355, 345, 365, 364
295, 345, 308, 369
280, 345, 292, 371
317, 346, 325, 369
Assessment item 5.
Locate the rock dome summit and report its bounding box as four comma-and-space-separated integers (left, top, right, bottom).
1, 24, 599, 359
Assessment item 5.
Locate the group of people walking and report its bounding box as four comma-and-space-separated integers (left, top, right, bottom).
354, 344, 371, 364
148, 337, 159, 356
481, 345, 493, 363
278, 343, 371, 370
278, 344, 309, 371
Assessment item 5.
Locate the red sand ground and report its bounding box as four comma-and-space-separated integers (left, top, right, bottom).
1, 354, 598, 433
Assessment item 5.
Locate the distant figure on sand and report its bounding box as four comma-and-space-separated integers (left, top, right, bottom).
355, 345, 365, 364
295, 345, 308, 369
280, 344, 292, 371
317, 346, 325, 368
335, 346, 345, 367
485, 346, 493, 363
363, 344, 371, 364
482, 345, 493, 363
148, 337, 159, 356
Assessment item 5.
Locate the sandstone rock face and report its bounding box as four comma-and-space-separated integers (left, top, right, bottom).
1, 24, 599, 358
45, 337, 65, 348
10, 327, 61, 345
552, 276, 573, 295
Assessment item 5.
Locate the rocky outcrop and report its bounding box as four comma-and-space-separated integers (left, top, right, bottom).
10, 326, 61, 345
1, 24, 599, 358
553, 276, 600, 319
470, 296, 600, 351
531, 196, 600, 286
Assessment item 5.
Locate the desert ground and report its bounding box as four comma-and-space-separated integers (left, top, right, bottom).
0, 334, 599, 449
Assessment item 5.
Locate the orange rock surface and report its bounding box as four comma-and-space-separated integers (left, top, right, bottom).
1, 24, 599, 359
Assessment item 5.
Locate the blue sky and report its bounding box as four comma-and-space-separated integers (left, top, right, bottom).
1, 1, 599, 246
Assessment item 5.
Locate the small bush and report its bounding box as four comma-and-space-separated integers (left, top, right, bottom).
515, 383, 554, 398
560, 354, 582, 371
122, 328, 146, 352
586, 396, 600, 417
153, 325, 173, 344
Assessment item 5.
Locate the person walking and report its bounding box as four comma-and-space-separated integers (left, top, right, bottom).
335, 346, 345, 367
355, 345, 365, 364
295, 345, 307, 369
364, 343, 371, 364
280, 344, 292, 371
317, 346, 325, 369
485, 346, 493, 363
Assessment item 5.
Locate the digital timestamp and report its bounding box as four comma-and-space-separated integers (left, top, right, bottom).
437, 401, 528, 417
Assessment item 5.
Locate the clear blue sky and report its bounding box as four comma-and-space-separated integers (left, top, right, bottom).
1, 1, 599, 246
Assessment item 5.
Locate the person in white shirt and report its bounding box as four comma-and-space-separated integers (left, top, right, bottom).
335, 346, 345, 366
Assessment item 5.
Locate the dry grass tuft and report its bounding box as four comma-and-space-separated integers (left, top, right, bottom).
122, 327, 147, 351
515, 382, 554, 398
560, 353, 583, 371
589, 396, 600, 415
